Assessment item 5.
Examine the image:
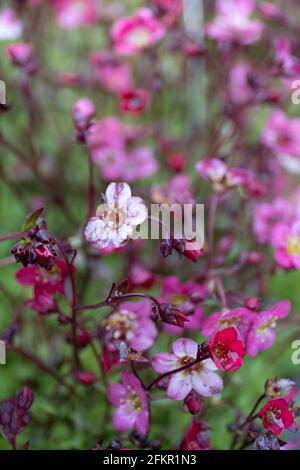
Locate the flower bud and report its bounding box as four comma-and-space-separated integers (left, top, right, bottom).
6, 43, 33, 67
167, 153, 186, 172
15, 387, 34, 410
185, 392, 203, 415
77, 371, 97, 386
72, 98, 95, 131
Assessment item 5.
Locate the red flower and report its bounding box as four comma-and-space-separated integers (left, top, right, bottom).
209, 327, 245, 372
120, 89, 149, 114
258, 398, 296, 436
180, 420, 211, 450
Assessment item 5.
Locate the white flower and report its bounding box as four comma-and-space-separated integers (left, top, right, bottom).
0, 9, 23, 41
84, 182, 148, 249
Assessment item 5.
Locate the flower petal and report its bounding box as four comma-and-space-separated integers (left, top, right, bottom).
167, 372, 192, 400
172, 338, 198, 359
105, 182, 131, 208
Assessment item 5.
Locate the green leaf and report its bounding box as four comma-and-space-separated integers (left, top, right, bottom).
21, 208, 44, 232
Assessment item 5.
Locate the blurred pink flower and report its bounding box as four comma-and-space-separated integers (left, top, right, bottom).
53, 0, 100, 30
120, 89, 150, 114
262, 110, 300, 157
87, 118, 158, 181
90, 51, 134, 94
152, 338, 223, 400
153, 0, 182, 26
271, 221, 300, 269
112, 8, 166, 55
0, 8, 23, 40
84, 182, 148, 249
152, 174, 195, 205
247, 301, 291, 356
195, 158, 243, 193
274, 36, 300, 78
206, 0, 263, 46
108, 372, 149, 435
228, 62, 256, 105
102, 300, 157, 352
253, 198, 294, 243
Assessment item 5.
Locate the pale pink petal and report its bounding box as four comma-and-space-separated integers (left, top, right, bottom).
105, 182, 131, 208
126, 197, 148, 226
191, 368, 223, 397
112, 404, 135, 432
172, 338, 198, 359
152, 353, 178, 373
167, 372, 192, 400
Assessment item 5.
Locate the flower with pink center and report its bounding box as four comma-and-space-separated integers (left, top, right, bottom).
108, 372, 149, 435
90, 51, 134, 94
84, 182, 148, 249
111, 8, 166, 56
253, 198, 294, 244
258, 398, 296, 436
159, 276, 206, 334
152, 338, 223, 400
201, 307, 256, 344
206, 0, 263, 46
53, 0, 100, 30
246, 301, 291, 356
102, 300, 157, 352
271, 221, 300, 269
0, 8, 23, 41
209, 327, 246, 372
195, 158, 243, 193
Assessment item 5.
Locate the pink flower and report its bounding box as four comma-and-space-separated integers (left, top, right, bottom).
246, 301, 291, 356
180, 420, 211, 450
6, 43, 33, 67
87, 118, 158, 181
0, 8, 23, 41
159, 276, 206, 334
72, 98, 95, 131
152, 174, 194, 205
202, 307, 255, 344
253, 198, 294, 244
90, 51, 133, 94
274, 36, 300, 78
206, 0, 263, 46
152, 338, 223, 400
102, 300, 157, 352
111, 8, 166, 55
53, 0, 100, 30
195, 158, 243, 193
123, 147, 158, 181
228, 62, 256, 105
120, 89, 150, 114
209, 327, 246, 371
108, 372, 149, 435
262, 110, 300, 158
258, 398, 296, 436
271, 221, 300, 269
84, 182, 148, 249
16, 260, 70, 314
